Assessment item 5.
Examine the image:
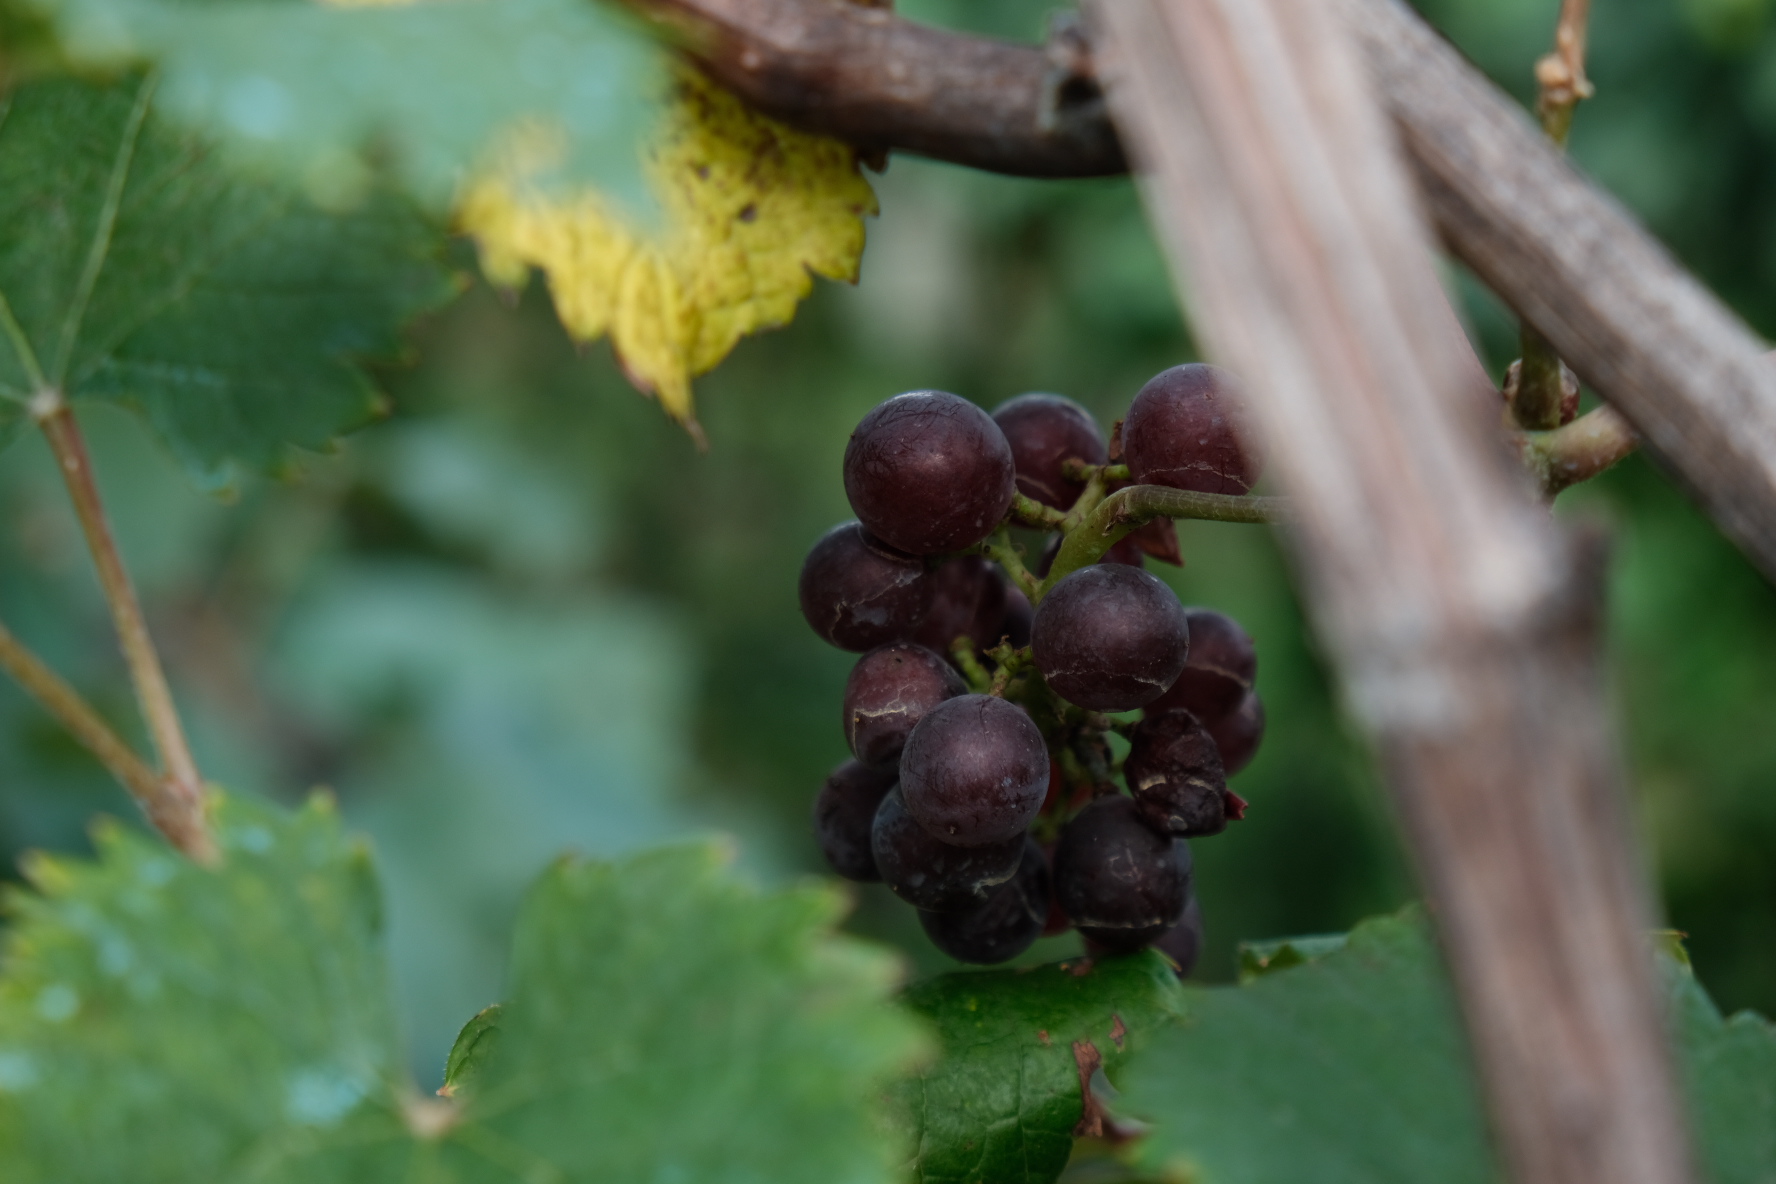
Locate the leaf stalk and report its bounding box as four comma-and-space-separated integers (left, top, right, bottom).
33, 392, 214, 862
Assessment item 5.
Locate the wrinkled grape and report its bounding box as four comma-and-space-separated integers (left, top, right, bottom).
1125, 711, 1230, 837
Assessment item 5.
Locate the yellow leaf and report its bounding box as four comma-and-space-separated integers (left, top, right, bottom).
458, 66, 878, 435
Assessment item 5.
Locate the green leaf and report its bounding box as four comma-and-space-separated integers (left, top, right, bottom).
0, 75, 455, 486
15, 0, 660, 213
440, 1004, 501, 1099
0, 797, 930, 1183
0, 794, 421, 1183
454, 843, 930, 1183
1121, 910, 1776, 1184
893, 951, 1186, 1184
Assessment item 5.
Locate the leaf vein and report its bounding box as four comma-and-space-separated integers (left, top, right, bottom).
51, 72, 156, 386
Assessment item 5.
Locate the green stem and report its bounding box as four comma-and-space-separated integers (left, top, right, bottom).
1040, 484, 1290, 596
1512, 405, 1636, 497
0, 289, 48, 391
1008, 492, 1069, 531
0, 615, 164, 809
34, 393, 214, 863
978, 527, 1041, 601
1512, 325, 1567, 431
987, 645, 1032, 697
951, 638, 992, 694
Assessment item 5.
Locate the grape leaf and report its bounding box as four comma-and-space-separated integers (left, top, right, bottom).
460, 65, 877, 434
0, 75, 455, 486
1120, 911, 1776, 1184
891, 950, 1186, 1184
9, 0, 659, 212
0, 794, 420, 1182
0, 795, 931, 1183
447, 843, 930, 1181
439, 1004, 501, 1099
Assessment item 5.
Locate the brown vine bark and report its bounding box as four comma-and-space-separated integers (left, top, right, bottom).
635, 0, 1776, 582
1085, 4, 1694, 1184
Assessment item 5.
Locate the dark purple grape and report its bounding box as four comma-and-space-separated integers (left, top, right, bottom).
991, 393, 1108, 510
919, 838, 1050, 964
871, 785, 1023, 910
1147, 608, 1256, 720
900, 694, 1048, 846
1123, 364, 1263, 495
1053, 795, 1192, 953
1002, 585, 1033, 649
1125, 711, 1229, 837
813, 760, 898, 882
843, 644, 966, 767
798, 522, 932, 652
1031, 565, 1190, 711
1206, 690, 1265, 776
1152, 896, 1204, 977
1035, 533, 1144, 577
844, 391, 1017, 555
912, 557, 1008, 658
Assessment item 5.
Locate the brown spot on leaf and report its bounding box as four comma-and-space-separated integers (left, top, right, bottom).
1068, 957, 1096, 978
738, 202, 758, 222
1038, 1029, 1051, 1046
1072, 1041, 1105, 1137
1110, 1014, 1127, 1049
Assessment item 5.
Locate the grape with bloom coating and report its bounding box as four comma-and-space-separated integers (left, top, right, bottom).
1125, 711, 1230, 837
900, 694, 1048, 846
798, 522, 931, 651
919, 839, 1050, 964
844, 391, 1017, 554
843, 644, 966, 767
1053, 795, 1192, 953
1147, 608, 1256, 720
1206, 690, 1265, 775
812, 760, 898, 882
872, 786, 1023, 910
1124, 364, 1263, 495
1032, 565, 1190, 711
991, 392, 1107, 509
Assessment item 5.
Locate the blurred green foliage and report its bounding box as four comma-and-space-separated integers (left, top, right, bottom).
2, 0, 1775, 1086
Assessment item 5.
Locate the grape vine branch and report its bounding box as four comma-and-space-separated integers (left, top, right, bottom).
627, 0, 1776, 581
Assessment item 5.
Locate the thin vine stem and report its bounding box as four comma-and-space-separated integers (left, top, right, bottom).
1039, 483, 1290, 596
977, 526, 1042, 601
0, 615, 164, 807
32, 391, 214, 862
1513, 0, 1597, 432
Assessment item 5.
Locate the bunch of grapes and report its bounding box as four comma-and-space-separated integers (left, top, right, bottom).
802, 365, 1267, 974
